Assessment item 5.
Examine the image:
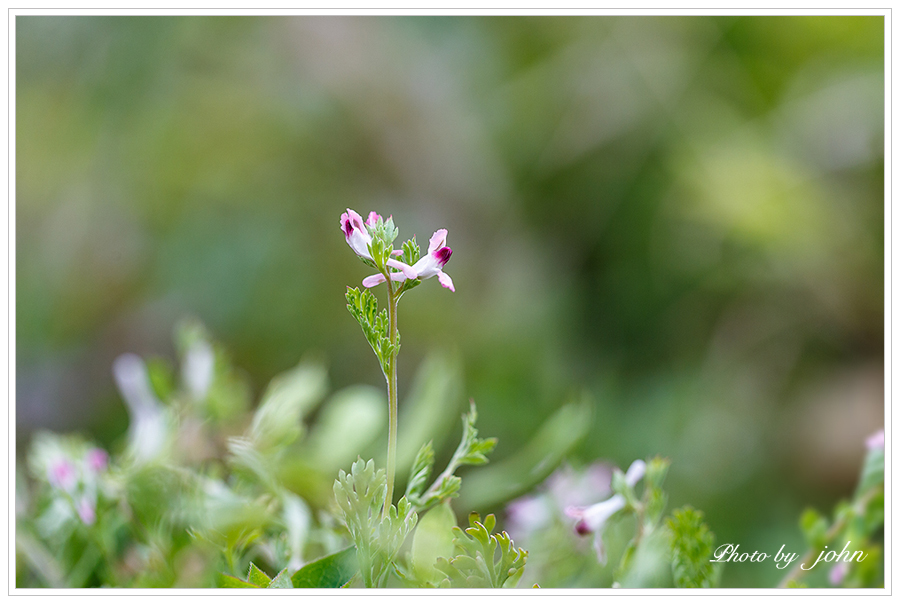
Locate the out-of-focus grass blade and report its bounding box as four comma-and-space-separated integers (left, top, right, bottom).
396, 352, 464, 475
456, 395, 591, 511
249, 359, 328, 453
302, 385, 385, 474
16, 530, 66, 588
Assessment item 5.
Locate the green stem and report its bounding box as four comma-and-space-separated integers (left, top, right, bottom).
383, 278, 399, 518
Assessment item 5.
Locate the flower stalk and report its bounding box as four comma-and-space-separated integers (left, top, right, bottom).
383, 274, 399, 518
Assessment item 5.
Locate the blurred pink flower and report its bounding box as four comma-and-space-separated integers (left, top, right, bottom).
829, 561, 848, 586
340, 209, 415, 283
48, 459, 77, 492
548, 462, 613, 511
565, 460, 646, 564
77, 497, 96, 525
85, 448, 108, 474
866, 429, 884, 451
505, 461, 614, 542
506, 494, 552, 538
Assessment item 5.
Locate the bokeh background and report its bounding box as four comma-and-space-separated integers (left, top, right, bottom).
16, 15, 884, 587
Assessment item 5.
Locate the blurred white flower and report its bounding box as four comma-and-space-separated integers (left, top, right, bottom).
182, 338, 215, 400
505, 461, 613, 541
113, 353, 168, 463
565, 460, 646, 564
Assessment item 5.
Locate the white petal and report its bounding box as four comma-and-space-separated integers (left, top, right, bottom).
182, 339, 215, 400
624, 460, 646, 487
362, 273, 386, 288
437, 270, 455, 292
581, 494, 626, 532
387, 258, 416, 279
427, 229, 448, 254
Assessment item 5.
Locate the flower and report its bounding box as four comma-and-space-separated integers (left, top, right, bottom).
77, 496, 96, 525
182, 337, 215, 401
565, 459, 646, 564
505, 461, 613, 542
340, 209, 415, 282
85, 448, 108, 474
113, 353, 168, 463
48, 458, 77, 492
830, 561, 849, 586
362, 228, 455, 292
866, 429, 884, 451
506, 494, 553, 539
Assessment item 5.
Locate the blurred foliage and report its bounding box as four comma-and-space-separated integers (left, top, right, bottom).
16, 15, 884, 587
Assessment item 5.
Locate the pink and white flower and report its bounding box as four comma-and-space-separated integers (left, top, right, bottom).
340, 209, 415, 281
362, 229, 455, 292
565, 459, 646, 564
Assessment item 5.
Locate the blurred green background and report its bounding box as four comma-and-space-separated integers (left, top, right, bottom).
16, 15, 883, 587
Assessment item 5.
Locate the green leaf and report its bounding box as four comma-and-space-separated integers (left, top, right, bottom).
862, 491, 884, 534
247, 562, 271, 587
410, 502, 457, 585
434, 513, 527, 588
410, 402, 497, 512
668, 506, 718, 588
145, 356, 176, 401
401, 236, 420, 267
217, 573, 260, 588
855, 445, 884, 497
291, 547, 359, 588
249, 360, 328, 450
841, 543, 883, 588
268, 568, 293, 588
615, 538, 638, 583
645, 456, 671, 491
799, 507, 828, 548
333, 460, 418, 587
405, 441, 435, 501
345, 287, 395, 377
645, 486, 668, 528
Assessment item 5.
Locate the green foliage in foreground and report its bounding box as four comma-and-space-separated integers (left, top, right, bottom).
16, 320, 883, 589
668, 507, 718, 588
